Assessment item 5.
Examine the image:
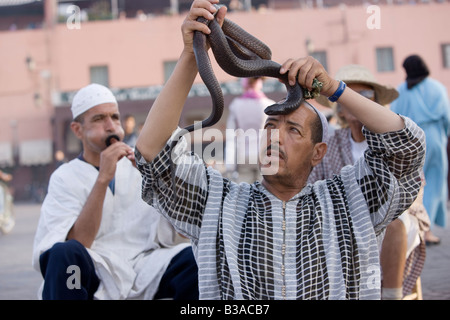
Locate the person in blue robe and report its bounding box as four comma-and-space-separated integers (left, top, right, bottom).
391, 55, 450, 244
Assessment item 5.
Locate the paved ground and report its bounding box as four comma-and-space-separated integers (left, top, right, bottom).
0, 203, 42, 299
0, 202, 449, 300
419, 210, 450, 300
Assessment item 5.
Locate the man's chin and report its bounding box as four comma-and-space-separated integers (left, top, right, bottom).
259, 160, 281, 177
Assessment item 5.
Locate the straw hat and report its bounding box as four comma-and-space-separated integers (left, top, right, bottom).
315, 64, 399, 107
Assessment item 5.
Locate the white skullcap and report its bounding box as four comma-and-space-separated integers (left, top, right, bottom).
71, 83, 117, 119
304, 100, 329, 143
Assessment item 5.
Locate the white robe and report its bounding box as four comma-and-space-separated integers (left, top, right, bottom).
32, 156, 190, 299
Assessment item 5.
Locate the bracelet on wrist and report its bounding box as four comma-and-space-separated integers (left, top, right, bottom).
328, 80, 346, 102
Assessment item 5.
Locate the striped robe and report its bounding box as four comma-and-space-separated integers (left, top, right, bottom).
308, 127, 430, 296
135, 116, 425, 300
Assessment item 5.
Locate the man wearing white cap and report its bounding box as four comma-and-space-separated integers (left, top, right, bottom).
32, 83, 198, 300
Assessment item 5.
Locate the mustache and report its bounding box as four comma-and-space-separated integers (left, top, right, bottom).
264, 144, 286, 160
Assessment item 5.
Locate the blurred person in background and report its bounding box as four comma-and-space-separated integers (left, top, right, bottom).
122, 114, 138, 147
0, 169, 14, 234
312, 64, 430, 299
225, 77, 275, 183
391, 54, 450, 245
32, 83, 198, 300
54, 150, 67, 170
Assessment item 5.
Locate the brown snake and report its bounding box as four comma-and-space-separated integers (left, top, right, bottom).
170, 5, 320, 198
187, 5, 306, 133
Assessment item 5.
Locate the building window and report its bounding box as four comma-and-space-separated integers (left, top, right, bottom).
442, 44, 450, 68
376, 47, 394, 72
164, 60, 177, 83
311, 51, 328, 72
90, 65, 109, 87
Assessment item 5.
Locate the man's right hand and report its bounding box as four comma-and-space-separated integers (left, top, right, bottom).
181, 0, 226, 56
98, 141, 133, 184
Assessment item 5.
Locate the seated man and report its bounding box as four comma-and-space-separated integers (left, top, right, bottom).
32, 83, 198, 300
134, 0, 425, 300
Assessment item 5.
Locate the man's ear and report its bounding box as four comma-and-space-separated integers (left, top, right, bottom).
70, 121, 83, 140
311, 142, 327, 167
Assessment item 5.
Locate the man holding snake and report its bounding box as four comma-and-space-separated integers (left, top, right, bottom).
135, 0, 425, 299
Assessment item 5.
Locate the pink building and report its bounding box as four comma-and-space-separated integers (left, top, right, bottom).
1, 0, 449, 200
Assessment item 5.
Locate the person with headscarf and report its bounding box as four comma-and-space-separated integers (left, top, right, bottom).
32, 83, 198, 300
311, 65, 430, 299
391, 55, 450, 245
134, 1, 425, 299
